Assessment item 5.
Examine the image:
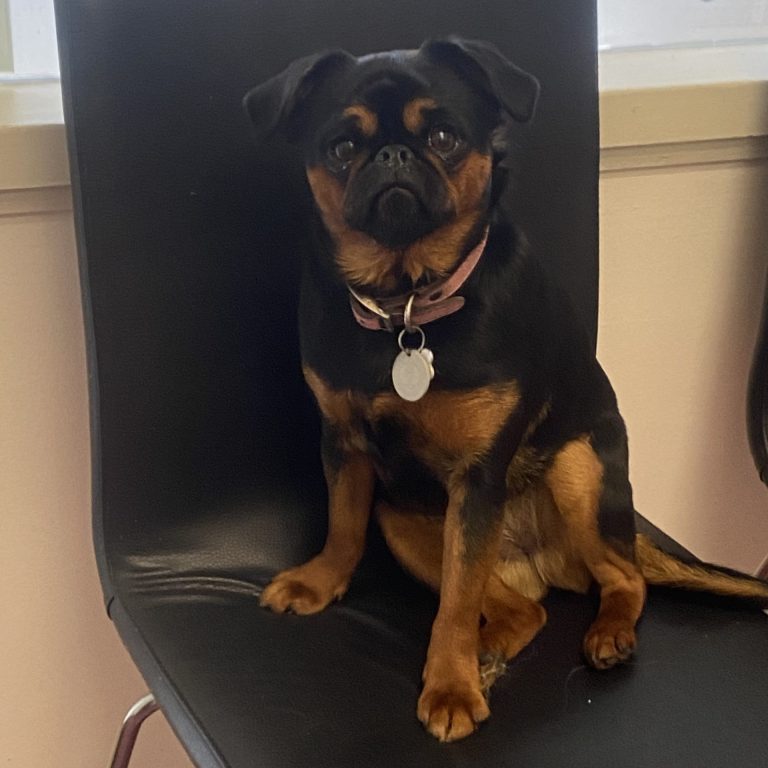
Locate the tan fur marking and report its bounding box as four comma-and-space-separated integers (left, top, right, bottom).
302, 365, 369, 455
303, 369, 520, 472
447, 152, 493, 217
479, 572, 547, 678
324, 451, 375, 565
499, 482, 592, 599
302, 365, 355, 424
369, 383, 521, 471
343, 104, 378, 138
400, 215, 478, 284
333, 234, 402, 289
259, 429, 374, 616
306, 164, 400, 288
546, 437, 603, 527
306, 165, 346, 236
546, 437, 646, 668
376, 501, 444, 591
402, 97, 437, 134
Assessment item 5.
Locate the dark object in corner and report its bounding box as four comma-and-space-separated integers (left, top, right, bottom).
748, 270, 768, 486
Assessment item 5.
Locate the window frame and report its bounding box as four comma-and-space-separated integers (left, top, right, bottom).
0, 0, 60, 79
597, 0, 768, 52
0, 1, 13, 73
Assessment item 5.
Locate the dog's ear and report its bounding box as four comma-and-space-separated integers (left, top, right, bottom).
421, 37, 539, 123
243, 49, 354, 142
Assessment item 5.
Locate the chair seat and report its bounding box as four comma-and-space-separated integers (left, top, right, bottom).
112, 515, 768, 768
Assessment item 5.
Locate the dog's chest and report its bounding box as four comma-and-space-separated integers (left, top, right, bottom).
350, 384, 521, 478
304, 365, 522, 479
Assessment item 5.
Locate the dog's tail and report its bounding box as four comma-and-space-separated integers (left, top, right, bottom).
635, 534, 768, 607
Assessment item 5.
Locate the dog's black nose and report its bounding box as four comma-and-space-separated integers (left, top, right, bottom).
374, 144, 414, 169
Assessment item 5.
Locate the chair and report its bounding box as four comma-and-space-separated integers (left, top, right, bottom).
749, 272, 768, 488
54, 1, 768, 766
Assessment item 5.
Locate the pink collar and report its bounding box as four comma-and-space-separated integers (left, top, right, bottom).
348, 227, 489, 331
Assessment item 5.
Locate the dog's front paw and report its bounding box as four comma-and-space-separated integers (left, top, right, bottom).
583, 619, 636, 670
259, 556, 350, 615
417, 680, 490, 742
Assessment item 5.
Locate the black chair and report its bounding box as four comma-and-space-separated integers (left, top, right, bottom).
54, 1, 768, 766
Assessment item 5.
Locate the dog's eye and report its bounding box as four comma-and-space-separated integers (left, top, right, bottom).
428, 127, 459, 155
330, 139, 357, 165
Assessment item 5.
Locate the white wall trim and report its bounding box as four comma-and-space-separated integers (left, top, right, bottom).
600, 79, 768, 150
0, 122, 67, 191
601, 135, 768, 174
598, 43, 768, 171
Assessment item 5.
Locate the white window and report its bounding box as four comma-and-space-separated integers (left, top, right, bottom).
0, 0, 59, 79
1, 0, 767, 78
598, 0, 768, 50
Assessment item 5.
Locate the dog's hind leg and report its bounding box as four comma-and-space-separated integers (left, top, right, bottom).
546, 433, 646, 670
479, 572, 546, 662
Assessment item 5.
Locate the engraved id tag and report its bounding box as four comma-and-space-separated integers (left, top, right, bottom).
392, 347, 435, 402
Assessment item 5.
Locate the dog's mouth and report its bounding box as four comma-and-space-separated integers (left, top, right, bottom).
342, 159, 452, 250
372, 183, 423, 215
363, 183, 432, 248
372, 181, 420, 198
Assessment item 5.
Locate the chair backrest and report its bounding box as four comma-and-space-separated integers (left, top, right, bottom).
55, 0, 599, 604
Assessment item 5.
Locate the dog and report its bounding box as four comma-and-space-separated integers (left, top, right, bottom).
243, 38, 768, 742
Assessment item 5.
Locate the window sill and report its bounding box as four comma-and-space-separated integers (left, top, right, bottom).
0, 80, 68, 202
1, 44, 767, 204
600, 42, 768, 171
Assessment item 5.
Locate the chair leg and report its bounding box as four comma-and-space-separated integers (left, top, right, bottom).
107, 693, 160, 768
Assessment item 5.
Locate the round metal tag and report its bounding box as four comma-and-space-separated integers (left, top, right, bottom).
392, 349, 432, 402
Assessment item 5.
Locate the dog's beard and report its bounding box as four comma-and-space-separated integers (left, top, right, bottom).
363, 186, 436, 248
344, 162, 452, 249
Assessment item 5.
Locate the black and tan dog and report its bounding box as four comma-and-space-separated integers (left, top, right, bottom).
244, 38, 768, 742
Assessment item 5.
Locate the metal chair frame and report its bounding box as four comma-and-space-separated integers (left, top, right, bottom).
107, 694, 159, 768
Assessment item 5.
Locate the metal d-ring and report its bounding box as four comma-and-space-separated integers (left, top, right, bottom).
397, 325, 425, 354
403, 293, 417, 332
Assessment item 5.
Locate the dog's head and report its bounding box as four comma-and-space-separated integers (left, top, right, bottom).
244, 38, 539, 291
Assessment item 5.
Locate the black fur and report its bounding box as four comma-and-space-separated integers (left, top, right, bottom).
460, 401, 538, 561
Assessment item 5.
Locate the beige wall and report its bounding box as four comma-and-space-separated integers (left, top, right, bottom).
1, 158, 766, 766
0, 199, 193, 767
599, 157, 768, 573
